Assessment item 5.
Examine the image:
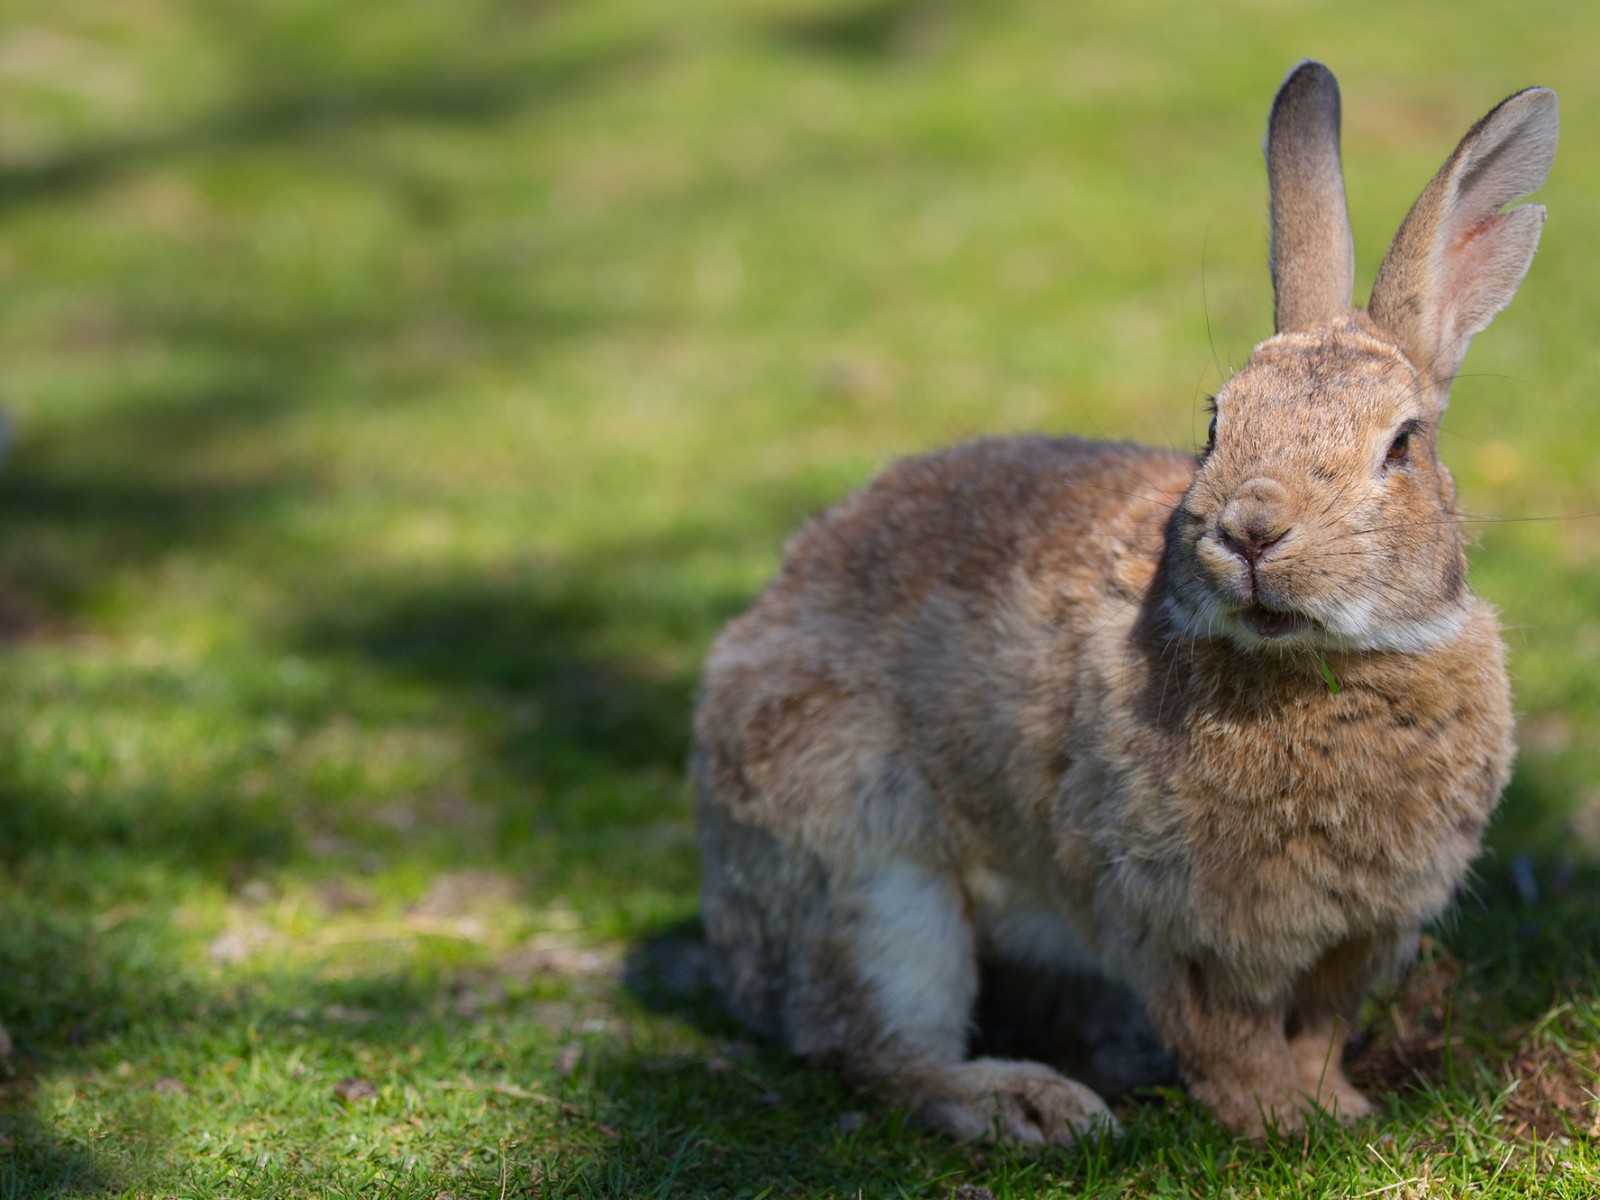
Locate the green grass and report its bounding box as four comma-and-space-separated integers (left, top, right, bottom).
1, 0, 1598, 1195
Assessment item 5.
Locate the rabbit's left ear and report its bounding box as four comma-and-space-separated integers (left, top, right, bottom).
1267, 61, 1355, 333
1369, 87, 1558, 402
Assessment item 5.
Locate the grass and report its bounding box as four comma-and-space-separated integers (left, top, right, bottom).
0, 0, 1597, 1195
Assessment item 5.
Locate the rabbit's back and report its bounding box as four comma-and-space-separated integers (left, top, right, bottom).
695, 436, 1194, 842
755, 436, 1191, 634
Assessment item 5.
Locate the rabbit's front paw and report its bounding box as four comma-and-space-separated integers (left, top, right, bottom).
1191, 1079, 1314, 1138
1294, 1071, 1374, 1124
1193, 1075, 1373, 1138
1289, 1014, 1375, 1124
912, 1058, 1117, 1146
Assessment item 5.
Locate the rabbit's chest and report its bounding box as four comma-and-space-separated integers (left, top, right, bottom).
1153, 697, 1501, 960
1076, 677, 1507, 983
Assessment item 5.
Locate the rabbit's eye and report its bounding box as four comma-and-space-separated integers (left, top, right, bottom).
1206, 415, 1217, 451
1386, 423, 1418, 468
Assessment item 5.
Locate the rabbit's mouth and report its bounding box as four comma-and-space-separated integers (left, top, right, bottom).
1239, 602, 1308, 640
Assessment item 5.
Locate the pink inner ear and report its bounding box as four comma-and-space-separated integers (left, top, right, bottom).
1444, 211, 1512, 296
1435, 209, 1525, 352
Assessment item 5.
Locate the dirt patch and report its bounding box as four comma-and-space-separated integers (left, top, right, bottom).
332, 1077, 377, 1104
408, 869, 521, 919
1350, 947, 1465, 1100
1352, 947, 1600, 1142
316, 876, 376, 914
0, 582, 49, 642
206, 920, 284, 966
501, 937, 623, 983
1350, 947, 1465, 1096
1499, 1016, 1600, 1140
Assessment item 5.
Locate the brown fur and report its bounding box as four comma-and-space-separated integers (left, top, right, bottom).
693, 64, 1552, 1141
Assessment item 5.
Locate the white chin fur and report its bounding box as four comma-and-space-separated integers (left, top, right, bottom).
1163, 595, 1469, 655
1315, 601, 1469, 653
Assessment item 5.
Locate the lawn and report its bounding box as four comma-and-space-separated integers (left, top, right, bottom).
0, 0, 1597, 1196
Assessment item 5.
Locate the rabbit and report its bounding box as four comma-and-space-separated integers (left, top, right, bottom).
691, 61, 1555, 1142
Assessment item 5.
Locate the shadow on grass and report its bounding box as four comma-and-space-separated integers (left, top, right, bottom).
298, 574, 699, 777
0, 905, 203, 1198
0, 470, 288, 629
289, 562, 710, 888
546, 1035, 1226, 1200
0, 759, 297, 888
0, 1117, 110, 1200
772, 0, 954, 59
0, 5, 650, 213
0, 433, 302, 880
286, 477, 838, 869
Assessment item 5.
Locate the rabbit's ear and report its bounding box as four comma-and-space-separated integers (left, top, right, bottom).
1369, 87, 1557, 402
1267, 61, 1355, 333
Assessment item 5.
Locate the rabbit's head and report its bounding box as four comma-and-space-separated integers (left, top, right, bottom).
1164, 63, 1557, 654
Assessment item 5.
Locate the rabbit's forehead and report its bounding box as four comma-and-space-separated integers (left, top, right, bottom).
1219, 338, 1418, 433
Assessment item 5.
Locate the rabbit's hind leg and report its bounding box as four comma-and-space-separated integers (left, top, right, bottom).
789, 860, 1117, 1145
693, 670, 1113, 1145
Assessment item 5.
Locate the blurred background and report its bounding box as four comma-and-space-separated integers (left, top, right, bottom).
0, 0, 1595, 1194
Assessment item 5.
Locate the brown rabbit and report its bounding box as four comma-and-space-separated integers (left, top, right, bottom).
692, 62, 1555, 1141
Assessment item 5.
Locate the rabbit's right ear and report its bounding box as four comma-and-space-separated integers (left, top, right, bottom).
1267, 61, 1355, 334
1369, 87, 1558, 402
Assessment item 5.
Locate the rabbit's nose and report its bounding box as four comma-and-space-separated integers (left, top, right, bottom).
1217, 477, 1292, 564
